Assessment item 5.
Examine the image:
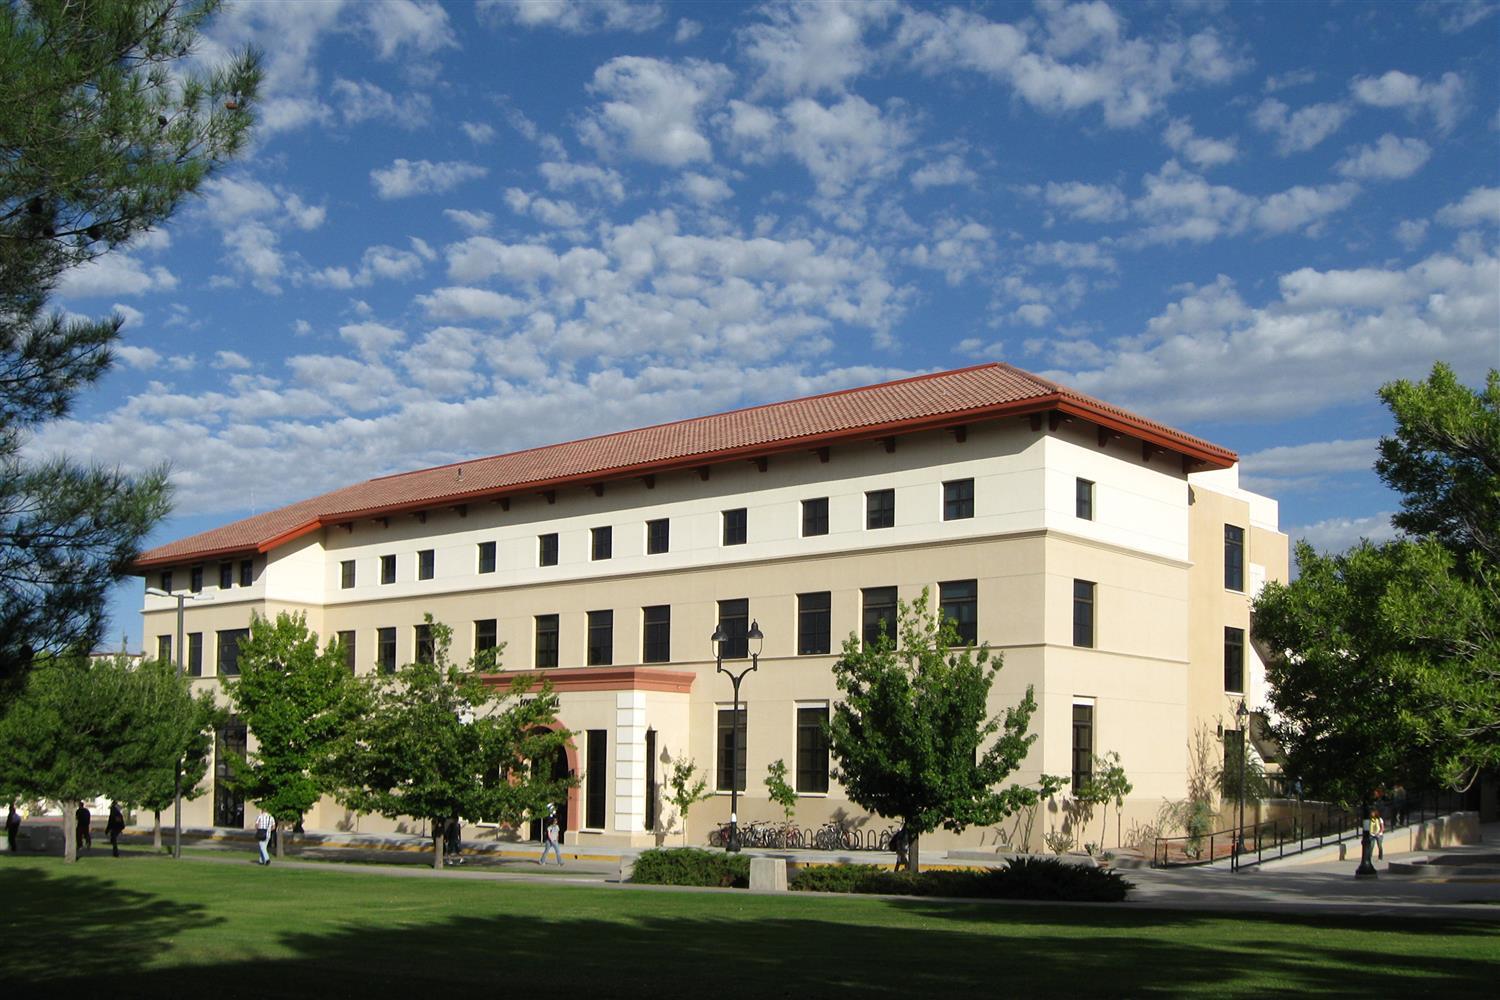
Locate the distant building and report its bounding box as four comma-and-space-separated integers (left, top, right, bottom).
134, 363, 1285, 849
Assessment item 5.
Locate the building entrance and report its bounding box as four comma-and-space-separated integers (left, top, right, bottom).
528, 743, 570, 841
214, 718, 246, 828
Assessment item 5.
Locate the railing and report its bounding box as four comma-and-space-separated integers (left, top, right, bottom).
709, 820, 901, 852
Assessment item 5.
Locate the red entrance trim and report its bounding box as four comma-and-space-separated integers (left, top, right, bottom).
479, 666, 696, 694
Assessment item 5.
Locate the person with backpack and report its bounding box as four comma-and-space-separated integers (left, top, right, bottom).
1369, 809, 1385, 862
106, 802, 126, 857
254, 809, 275, 865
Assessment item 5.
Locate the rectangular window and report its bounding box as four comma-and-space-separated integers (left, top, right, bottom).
716, 708, 747, 792
943, 478, 974, 521
591, 525, 612, 561
418, 549, 435, 580
939, 579, 978, 646
337, 631, 355, 674
646, 518, 669, 554
1224, 626, 1245, 694
377, 627, 396, 674
865, 489, 895, 530
380, 554, 396, 585
159, 570, 173, 593
1072, 704, 1094, 793
797, 592, 831, 656
477, 541, 496, 574
340, 560, 355, 589
216, 628, 249, 677
586, 730, 608, 830
190, 566, 204, 593
801, 497, 829, 537
1073, 580, 1096, 648
414, 624, 434, 664
1225, 524, 1245, 592
587, 610, 613, 667
157, 635, 172, 664
722, 508, 747, 546
538, 533, 558, 567
796, 706, 830, 794
862, 586, 898, 649
1076, 478, 1095, 521
188, 632, 203, 677
475, 619, 498, 658
219, 562, 233, 590
239, 559, 253, 587
716, 599, 749, 659
642, 605, 671, 663
535, 615, 559, 669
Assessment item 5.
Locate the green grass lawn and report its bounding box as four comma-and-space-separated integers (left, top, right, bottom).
2, 855, 1496, 998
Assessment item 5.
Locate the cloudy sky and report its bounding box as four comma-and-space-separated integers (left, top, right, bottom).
32, 0, 1499, 650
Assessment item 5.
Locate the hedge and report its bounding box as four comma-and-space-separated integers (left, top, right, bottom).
629, 848, 751, 888
790, 857, 1132, 901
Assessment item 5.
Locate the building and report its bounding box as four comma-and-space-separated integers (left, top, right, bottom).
134, 363, 1287, 851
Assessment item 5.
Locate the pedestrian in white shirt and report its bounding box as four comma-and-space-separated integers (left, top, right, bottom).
254, 810, 275, 865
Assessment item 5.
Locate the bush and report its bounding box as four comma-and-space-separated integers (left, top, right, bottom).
790, 857, 1131, 902
629, 848, 750, 888
983, 857, 1131, 902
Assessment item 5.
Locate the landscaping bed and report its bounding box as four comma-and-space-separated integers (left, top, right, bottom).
790, 857, 1133, 901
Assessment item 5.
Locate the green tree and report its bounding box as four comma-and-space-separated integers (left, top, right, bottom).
663, 753, 710, 847
224, 613, 362, 858
0, 0, 259, 695
827, 590, 1064, 872
1087, 751, 1133, 849
326, 617, 574, 870
764, 758, 797, 847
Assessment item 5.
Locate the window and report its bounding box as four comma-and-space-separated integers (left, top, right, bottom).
1225, 524, 1245, 592
722, 508, 747, 546
190, 565, 204, 593
796, 706, 830, 793
414, 624, 435, 664
939, 579, 978, 646
1224, 627, 1245, 694
646, 518, 669, 554
380, 554, 396, 585
219, 562, 233, 589
418, 549, 435, 580
1076, 478, 1095, 521
586, 730, 608, 830
797, 592, 831, 656
716, 708, 747, 792
475, 619, 498, 660
159, 570, 173, 593
865, 489, 895, 529
216, 628, 249, 676
239, 559, 254, 587
1073, 580, 1096, 648
340, 560, 355, 589
1072, 704, 1094, 793
538, 533, 558, 567
477, 541, 496, 574
188, 633, 203, 677
642, 605, 671, 663
377, 627, 396, 674
587, 610, 613, 666
591, 525, 612, 561
716, 599, 749, 659
337, 631, 355, 674
802, 497, 829, 537
862, 586, 898, 649
535, 615, 559, 669
943, 478, 974, 521
157, 635, 172, 664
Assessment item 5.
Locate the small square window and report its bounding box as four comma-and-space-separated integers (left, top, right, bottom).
942, 479, 974, 521
218, 562, 234, 589
418, 549, 435, 580
591, 525, 612, 561
477, 541, 496, 574
1076, 478, 1095, 521
646, 519, 669, 555
722, 508, 747, 546
380, 555, 396, 585
538, 533, 559, 567
802, 497, 829, 537
340, 560, 355, 589
866, 489, 895, 530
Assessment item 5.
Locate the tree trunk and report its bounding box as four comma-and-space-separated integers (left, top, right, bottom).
907, 831, 919, 874
153, 810, 162, 850
434, 830, 444, 871
276, 822, 285, 858
63, 808, 76, 864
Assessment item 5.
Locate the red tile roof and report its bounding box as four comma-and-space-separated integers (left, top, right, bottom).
133, 362, 1236, 568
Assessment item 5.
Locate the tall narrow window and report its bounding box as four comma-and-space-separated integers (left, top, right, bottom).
939, 579, 978, 646
477, 541, 496, 574
159, 570, 173, 593
337, 631, 356, 674
716, 708, 747, 792
1073, 580, 1096, 648
583, 610, 612, 666
377, 627, 396, 674
380, 554, 396, 585
646, 518, 669, 554
645, 729, 658, 832
219, 562, 234, 589
865, 489, 895, 529
586, 730, 608, 829
535, 615, 559, 668
591, 526, 612, 561
216, 628, 249, 677
797, 592, 831, 655
862, 586, 898, 649
642, 605, 671, 663
188, 632, 203, 677
722, 508, 747, 546
475, 619, 498, 660
943, 479, 974, 521
802, 497, 829, 537
417, 549, 435, 580
415, 624, 434, 664
796, 705, 830, 793
1225, 524, 1245, 592
239, 559, 253, 587
716, 599, 749, 658
1076, 478, 1095, 521
1072, 704, 1094, 792
190, 566, 204, 593
340, 560, 355, 589
157, 635, 172, 664
1224, 626, 1245, 693
538, 533, 558, 567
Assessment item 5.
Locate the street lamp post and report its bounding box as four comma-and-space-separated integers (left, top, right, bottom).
144, 586, 211, 859
712, 618, 763, 853
1232, 700, 1248, 873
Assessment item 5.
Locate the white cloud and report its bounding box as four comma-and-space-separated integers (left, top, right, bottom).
282, 194, 326, 231
56, 253, 178, 298
504, 188, 588, 230
479, 0, 665, 33
1394, 218, 1429, 250
1263, 68, 1316, 93
1038, 180, 1128, 222
443, 208, 495, 233
1421, 0, 1499, 33
331, 78, 432, 127
904, 218, 995, 285
539, 161, 626, 202
675, 173, 734, 205
1288, 513, 1400, 557
1238, 437, 1379, 495
339, 321, 407, 356
361, 0, 457, 59
370, 159, 489, 199
1026, 240, 1117, 271
213, 350, 253, 370
1435, 186, 1500, 228
1351, 70, 1466, 131
1132, 162, 1358, 243
221, 222, 287, 292
1335, 134, 1432, 180
461, 121, 497, 143
109, 303, 145, 329
1253, 183, 1360, 235
309, 243, 429, 289
417, 287, 528, 322
201, 176, 282, 225
1251, 98, 1351, 154
781, 95, 912, 198
910, 155, 978, 190
115, 345, 162, 369
740, 0, 892, 97
674, 18, 701, 42
580, 57, 732, 167
1162, 118, 1237, 169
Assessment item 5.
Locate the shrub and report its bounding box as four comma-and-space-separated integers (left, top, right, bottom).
790, 857, 1131, 902
630, 848, 750, 888
983, 857, 1131, 902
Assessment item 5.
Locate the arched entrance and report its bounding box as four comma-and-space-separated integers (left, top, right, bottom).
528, 731, 579, 841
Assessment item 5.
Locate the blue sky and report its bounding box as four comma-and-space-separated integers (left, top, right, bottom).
31, 0, 1499, 652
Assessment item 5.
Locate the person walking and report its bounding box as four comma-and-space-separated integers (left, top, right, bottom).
444, 816, 464, 866
75, 803, 92, 852
540, 814, 563, 867
106, 802, 126, 857
1370, 809, 1385, 861
254, 809, 275, 865
6, 804, 19, 853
